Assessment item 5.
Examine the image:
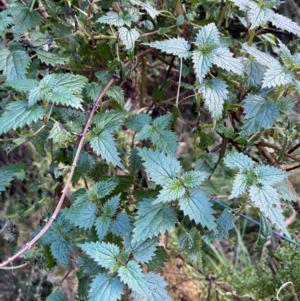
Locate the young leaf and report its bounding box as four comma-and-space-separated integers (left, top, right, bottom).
89, 274, 124, 301
79, 241, 120, 270
118, 260, 149, 296
198, 78, 228, 120
106, 85, 125, 105
0, 101, 44, 135
137, 148, 181, 185
0, 49, 30, 80
50, 240, 73, 268
93, 110, 125, 133
240, 95, 280, 136
149, 38, 191, 59
118, 27, 140, 50
90, 131, 125, 169
131, 272, 171, 301
63, 202, 97, 229
180, 170, 209, 188
154, 178, 186, 204
224, 151, 254, 170
179, 189, 216, 230
132, 198, 177, 243
249, 184, 288, 236
194, 23, 220, 47
247, 1, 274, 29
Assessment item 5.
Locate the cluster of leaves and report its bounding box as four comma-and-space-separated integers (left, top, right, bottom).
1, 0, 300, 299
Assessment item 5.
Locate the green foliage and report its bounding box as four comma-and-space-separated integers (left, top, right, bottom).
1, 0, 300, 299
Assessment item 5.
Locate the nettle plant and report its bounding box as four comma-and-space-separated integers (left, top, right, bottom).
1, 0, 300, 299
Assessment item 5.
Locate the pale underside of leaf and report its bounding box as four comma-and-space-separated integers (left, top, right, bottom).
262, 65, 295, 88
192, 50, 213, 83
118, 27, 140, 50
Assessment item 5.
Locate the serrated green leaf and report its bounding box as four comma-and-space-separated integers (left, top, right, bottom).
79, 241, 120, 269
192, 50, 213, 83
262, 65, 295, 88
73, 151, 96, 184
93, 110, 125, 133
224, 151, 255, 170
85, 82, 102, 101
243, 44, 279, 67
178, 227, 202, 264
90, 131, 125, 169
118, 27, 140, 50
95, 215, 112, 241
271, 13, 300, 37
179, 189, 216, 230
147, 246, 168, 270
149, 38, 191, 59
63, 202, 97, 229
97, 12, 125, 26
137, 148, 181, 186
35, 49, 69, 66
0, 11, 13, 34
212, 47, 243, 75
277, 97, 295, 114
241, 58, 265, 87
118, 261, 149, 296
50, 240, 73, 268
249, 184, 288, 236
131, 272, 171, 301
6, 79, 38, 92
276, 181, 297, 202
229, 172, 249, 198
125, 114, 152, 132
46, 290, 67, 301
278, 40, 295, 67
103, 194, 121, 216
0, 163, 25, 192
132, 238, 158, 263
93, 178, 119, 199
13, 6, 43, 34
0, 101, 44, 135
254, 165, 288, 186
48, 123, 74, 146
106, 85, 125, 105
89, 274, 124, 301
132, 198, 177, 243
241, 95, 280, 135
0, 49, 30, 80
203, 209, 235, 243
110, 213, 132, 237
198, 78, 228, 119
